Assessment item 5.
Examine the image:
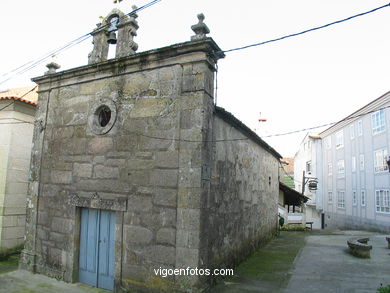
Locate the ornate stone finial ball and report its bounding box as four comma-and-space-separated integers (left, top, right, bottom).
197, 13, 205, 22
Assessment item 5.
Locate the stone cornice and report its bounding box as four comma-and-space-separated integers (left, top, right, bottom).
33, 38, 225, 91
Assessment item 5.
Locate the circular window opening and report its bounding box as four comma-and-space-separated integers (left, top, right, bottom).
97, 105, 111, 127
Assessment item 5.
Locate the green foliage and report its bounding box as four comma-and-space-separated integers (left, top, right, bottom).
378, 284, 390, 293
0, 253, 19, 274
280, 224, 307, 231
0, 243, 24, 261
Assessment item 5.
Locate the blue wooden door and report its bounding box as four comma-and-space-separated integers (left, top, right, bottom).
79, 208, 115, 290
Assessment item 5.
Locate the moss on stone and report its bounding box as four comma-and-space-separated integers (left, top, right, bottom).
0, 253, 20, 274
211, 231, 307, 292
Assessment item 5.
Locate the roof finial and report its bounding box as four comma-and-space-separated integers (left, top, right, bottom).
45, 55, 60, 75
191, 13, 210, 41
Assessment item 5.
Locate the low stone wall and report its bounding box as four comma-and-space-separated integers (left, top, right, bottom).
325, 212, 390, 233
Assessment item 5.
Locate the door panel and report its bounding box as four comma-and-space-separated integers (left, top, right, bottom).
79, 208, 99, 287
97, 210, 115, 290
79, 208, 115, 290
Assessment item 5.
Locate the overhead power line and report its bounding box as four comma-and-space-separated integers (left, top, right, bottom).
0, 0, 161, 86
222, 2, 390, 53
1, 1, 387, 86
263, 104, 390, 138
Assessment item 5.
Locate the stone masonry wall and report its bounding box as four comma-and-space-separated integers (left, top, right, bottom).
20, 39, 220, 292
204, 112, 280, 273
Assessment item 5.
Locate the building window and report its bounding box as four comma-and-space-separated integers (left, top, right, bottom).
328, 163, 333, 176
337, 160, 345, 177
337, 191, 345, 208
372, 109, 386, 135
375, 189, 390, 213
306, 161, 312, 173
336, 131, 344, 149
325, 136, 332, 149
361, 190, 366, 206
352, 191, 357, 206
357, 120, 363, 136
328, 191, 333, 203
374, 149, 388, 173
350, 124, 355, 139
352, 156, 356, 172
88, 99, 118, 135
359, 154, 365, 171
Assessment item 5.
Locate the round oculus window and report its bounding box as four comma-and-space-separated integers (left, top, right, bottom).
88, 99, 117, 135
97, 105, 112, 127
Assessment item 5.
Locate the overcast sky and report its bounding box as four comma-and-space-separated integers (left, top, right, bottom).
1, 0, 390, 157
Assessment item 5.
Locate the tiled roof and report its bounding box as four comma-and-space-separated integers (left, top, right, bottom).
0, 85, 38, 105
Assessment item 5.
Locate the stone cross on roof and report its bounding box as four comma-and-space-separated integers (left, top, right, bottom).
191, 13, 210, 41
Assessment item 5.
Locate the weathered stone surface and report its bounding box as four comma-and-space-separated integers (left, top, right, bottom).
73, 163, 93, 178
128, 195, 153, 212
143, 245, 176, 266
123, 169, 150, 186
176, 208, 200, 231
153, 188, 177, 207
178, 168, 201, 188
51, 138, 87, 155
51, 217, 71, 234
176, 229, 200, 249
150, 169, 178, 187
175, 247, 199, 267
140, 207, 176, 228
156, 228, 176, 246
125, 225, 153, 245
116, 135, 138, 152
155, 151, 179, 168
87, 137, 113, 154
50, 170, 72, 184
127, 159, 154, 170
177, 188, 202, 209
93, 165, 119, 179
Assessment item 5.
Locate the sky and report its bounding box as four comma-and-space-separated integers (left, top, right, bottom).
1, 0, 390, 157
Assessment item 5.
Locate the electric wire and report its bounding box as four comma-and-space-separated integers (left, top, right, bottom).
221, 2, 390, 54
1, 2, 389, 142
0, 0, 161, 86
1, 1, 387, 85
264, 104, 390, 138
2, 87, 390, 144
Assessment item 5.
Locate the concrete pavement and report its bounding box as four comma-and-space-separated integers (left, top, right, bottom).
0, 269, 109, 293
285, 230, 390, 293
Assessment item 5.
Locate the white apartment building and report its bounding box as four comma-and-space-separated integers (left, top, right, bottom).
319, 91, 390, 232
294, 133, 322, 229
